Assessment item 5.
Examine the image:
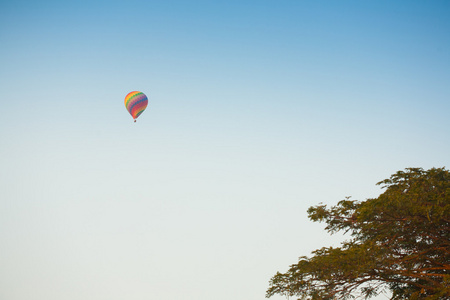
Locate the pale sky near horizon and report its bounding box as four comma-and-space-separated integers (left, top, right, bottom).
1, 1, 449, 300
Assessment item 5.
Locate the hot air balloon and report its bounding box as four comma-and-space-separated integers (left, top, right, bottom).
124, 91, 148, 122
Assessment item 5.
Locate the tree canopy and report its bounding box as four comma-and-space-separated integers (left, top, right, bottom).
266, 167, 450, 299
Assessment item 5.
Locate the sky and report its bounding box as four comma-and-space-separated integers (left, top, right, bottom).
1, 1, 449, 299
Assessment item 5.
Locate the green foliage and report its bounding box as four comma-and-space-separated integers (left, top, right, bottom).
266, 168, 450, 299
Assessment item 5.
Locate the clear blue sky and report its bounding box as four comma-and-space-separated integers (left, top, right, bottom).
1, 1, 449, 299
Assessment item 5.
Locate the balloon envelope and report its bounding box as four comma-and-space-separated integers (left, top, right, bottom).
124, 91, 148, 121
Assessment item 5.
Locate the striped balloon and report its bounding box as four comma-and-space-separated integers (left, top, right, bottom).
124, 91, 148, 122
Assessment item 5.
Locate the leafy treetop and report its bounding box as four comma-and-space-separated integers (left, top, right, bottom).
266, 167, 450, 300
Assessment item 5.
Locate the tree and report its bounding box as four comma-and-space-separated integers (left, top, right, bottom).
266, 167, 450, 300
